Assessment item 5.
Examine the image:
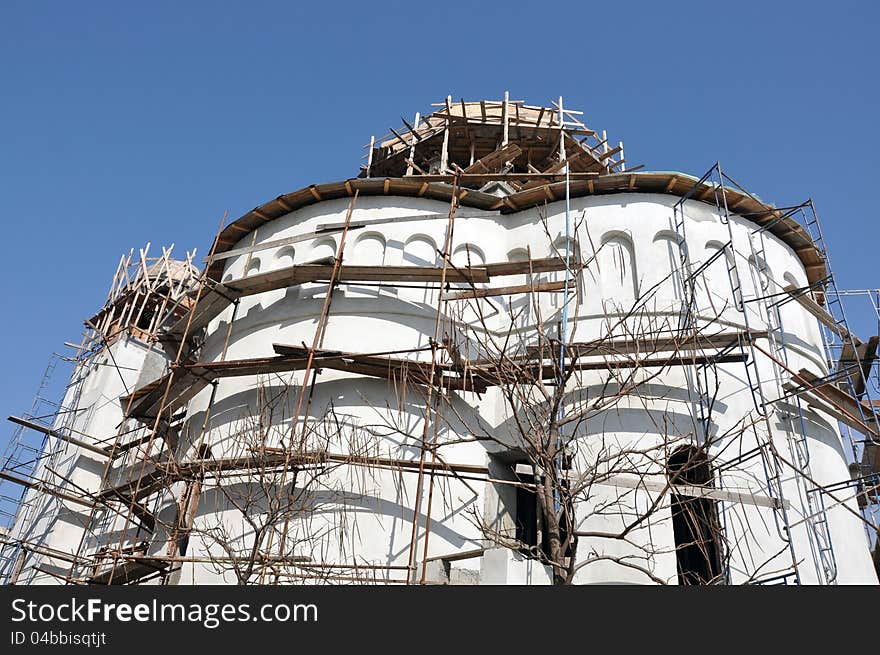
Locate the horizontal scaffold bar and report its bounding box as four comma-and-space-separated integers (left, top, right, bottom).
161, 256, 570, 341
123, 331, 758, 424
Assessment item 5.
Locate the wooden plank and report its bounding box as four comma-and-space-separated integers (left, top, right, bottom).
230, 263, 492, 293
484, 256, 567, 276
163, 283, 241, 339
533, 148, 592, 177
0, 470, 95, 508
592, 473, 787, 510
88, 558, 169, 585
109, 431, 156, 458
100, 449, 490, 508
443, 280, 574, 301
271, 345, 485, 392
7, 416, 109, 457
163, 258, 567, 343
546, 330, 766, 358
123, 368, 212, 421
837, 335, 879, 397
784, 285, 857, 342
461, 143, 522, 174
789, 369, 880, 439
474, 352, 747, 386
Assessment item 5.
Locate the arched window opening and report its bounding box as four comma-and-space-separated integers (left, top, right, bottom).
348, 233, 387, 297
451, 243, 485, 291
667, 446, 724, 585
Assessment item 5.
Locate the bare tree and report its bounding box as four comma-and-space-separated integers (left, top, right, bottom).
417, 212, 778, 585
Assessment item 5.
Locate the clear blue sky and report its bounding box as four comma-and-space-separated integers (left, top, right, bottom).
1, 1, 877, 425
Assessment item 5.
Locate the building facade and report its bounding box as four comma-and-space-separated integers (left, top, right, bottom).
2, 98, 878, 585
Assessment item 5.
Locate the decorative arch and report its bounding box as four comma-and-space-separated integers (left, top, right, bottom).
550, 236, 578, 262
598, 230, 638, 305
701, 240, 738, 313
310, 237, 337, 262
352, 232, 387, 265
780, 271, 805, 337
452, 243, 485, 268
507, 247, 530, 262
652, 230, 683, 301
274, 246, 295, 268
403, 234, 438, 267
244, 257, 261, 277
402, 234, 439, 302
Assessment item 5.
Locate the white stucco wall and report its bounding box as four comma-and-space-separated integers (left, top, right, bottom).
166, 192, 876, 585
7, 191, 876, 585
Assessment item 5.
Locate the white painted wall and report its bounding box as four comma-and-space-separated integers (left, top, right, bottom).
5, 336, 170, 584
173, 193, 877, 585
7, 192, 876, 585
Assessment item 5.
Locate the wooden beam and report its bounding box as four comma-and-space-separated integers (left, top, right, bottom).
461, 143, 522, 174
484, 256, 567, 276
557, 330, 766, 358
7, 416, 109, 457
784, 285, 857, 342
837, 335, 879, 397
593, 474, 787, 510
789, 369, 880, 439
163, 258, 569, 344
0, 470, 94, 508
271, 345, 486, 393
442, 279, 574, 301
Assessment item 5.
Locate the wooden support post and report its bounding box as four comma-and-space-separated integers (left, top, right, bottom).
602, 129, 609, 172
501, 91, 510, 147
557, 95, 566, 163
405, 112, 420, 176
440, 96, 451, 173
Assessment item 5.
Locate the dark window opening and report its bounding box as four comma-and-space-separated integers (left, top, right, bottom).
515, 467, 539, 554
136, 308, 155, 331
667, 446, 725, 585
514, 463, 572, 561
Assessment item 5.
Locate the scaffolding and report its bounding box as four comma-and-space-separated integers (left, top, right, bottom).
2, 95, 878, 586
